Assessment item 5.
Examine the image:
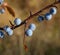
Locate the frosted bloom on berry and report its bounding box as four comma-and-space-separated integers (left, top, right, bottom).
50, 7, 57, 15
4, 25, 11, 32
3, 25, 13, 36
25, 29, 33, 37
7, 30, 13, 36
0, 0, 4, 5
45, 13, 52, 20
0, 31, 4, 38
0, 8, 5, 14
29, 23, 36, 31
14, 18, 22, 25
38, 16, 44, 22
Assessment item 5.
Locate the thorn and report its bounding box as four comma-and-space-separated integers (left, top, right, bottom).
30, 11, 32, 16
9, 20, 14, 26
53, 0, 57, 5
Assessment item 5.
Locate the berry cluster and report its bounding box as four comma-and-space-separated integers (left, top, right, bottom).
4, 25, 13, 36
0, 18, 22, 38
0, 7, 58, 38
25, 7, 57, 37
38, 7, 57, 21
25, 23, 36, 36
0, 0, 60, 52
0, 19, 36, 38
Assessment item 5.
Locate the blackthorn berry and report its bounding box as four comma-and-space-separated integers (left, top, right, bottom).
50, 7, 57, 15
0, 31, 4, 38
14, 18, 22, 25
0, 8, 5, 14
7, 30, 13, 36
4, 25, 11, 32
45, 13, 52, 20
38, 16, 44, 22
29, 23, 36, 31
25, 29, 33, 37
4, 25, 13, 36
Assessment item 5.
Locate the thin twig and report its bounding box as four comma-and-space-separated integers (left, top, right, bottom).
23, 23, 26, 44
9, 20, 14, 26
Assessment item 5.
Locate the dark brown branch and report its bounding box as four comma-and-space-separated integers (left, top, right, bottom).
0, 28, 4, 30
0, 1, 60, 30
11, 1, 60, 30
30, 11, 32, 16
9, 20, 14, 26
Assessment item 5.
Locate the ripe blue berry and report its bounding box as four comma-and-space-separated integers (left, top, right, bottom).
0, 8, 5, 14
0, 31, 4, 38
14, 18, 22, 25
4, 25, 11, 32
38, 16, 44, 22
50, 7, 57, 15
3, 25, 13, 36
7, 30, 13, 36
0, 0, 4, 5
25, 29, 33, 37
29, 23, 36, 31
45, 13, 52, 20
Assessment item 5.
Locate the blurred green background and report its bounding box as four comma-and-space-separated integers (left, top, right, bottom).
0, 0, 60, 55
